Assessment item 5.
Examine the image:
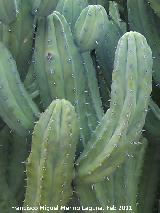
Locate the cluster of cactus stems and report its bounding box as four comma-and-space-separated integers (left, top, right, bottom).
0, 0, 160, 213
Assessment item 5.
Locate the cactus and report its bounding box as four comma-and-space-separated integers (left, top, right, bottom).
0, 22, 10, 47
0, 127, 18, 212
0, 0, 35, 79
123, 137, 148, 212
32, 0, 59, 17
7, 134, 31, 205
55, 1, 104, 149
0, 0, 159, 211
74, 5, 108, 52
23, 99, 79, 210
0, 0, 18, 25
127, 0, 160, 85
76, 31, 153, 184
56, 0, 88, 31
88, 0, 109, 10
145, 98, 160, 139
148, 0, 160, 17
34, 11, 104, 147
95, 1, 126, 87
109, 1, 126, 33
0, 41, 39, 136
94, 175, 115, 211
75, 181, 101, 212
7, 0, 35, 79
24, 62, 39, 99
137, 138, 160, 213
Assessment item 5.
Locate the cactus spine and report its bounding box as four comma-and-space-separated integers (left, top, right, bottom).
23, 99, 79, 210
76, 31, 153, 183
0, 41, 39, 136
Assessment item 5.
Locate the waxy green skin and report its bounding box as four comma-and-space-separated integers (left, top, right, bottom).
7, 134, 31, 205
74, 5, 108, 53
32, 0, 59, 17
0, 127, 18, 212
75, 181, 101, 213
94, 137, 147, 213
8, 0, 35, 79
24, 62, 39, 99
122, 137, 147, 212
96, 1, 126, 87
88, 0, 109, 9
0, 41, 39, 136
0, 0, 18, 24
56, 0, 88, 31
23, 99, 79, 211
56, 0, 104, 137
34, 11, 104, 146
127, 0, 160, 84
145, 98, 160, 139
148, 0, 160, 17
137, 138, 160, 213
76, 31, 153, 184
0, 0, 35, 79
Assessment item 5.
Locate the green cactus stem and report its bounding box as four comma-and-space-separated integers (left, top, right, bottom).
0, 127, 18, 212
76, 31, 153, 184
0, 0, 18, 24
23, 99, 79, 210
137, 138, 160, 213
0, 41, 39, 136
74, 5, 108, 52
148, 0, 160, 17
127, 0, 160, 84
95, 1, 126, 87
32, 0, 59, 17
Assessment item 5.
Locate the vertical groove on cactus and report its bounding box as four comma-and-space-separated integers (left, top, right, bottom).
0, 41, 39, 136
23, 99, 79, 209
76, 31, 153, 184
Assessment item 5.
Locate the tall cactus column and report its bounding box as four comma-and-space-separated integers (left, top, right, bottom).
23, 99, 79, 211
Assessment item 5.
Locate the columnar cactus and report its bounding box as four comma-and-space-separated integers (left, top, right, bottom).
0, 127, 18, 212
23, 99, 79, 210
96, 1, 126, 87
32, 0, 59, 17
0, 1, 159, 212
7, 134, 30, 204
56, 0, 105, 137
145, 99, 160, 138
0, 0, 18, 24
137, 139, 160, 213
148, 0, 160, 17
127, 0, 160, 84
34, 11, 104, 147
74, 5, 108, 52
56, 0, 88, 30
0, 0, 35, 79
76, 31, 153, 183
0, 41, 39, 136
